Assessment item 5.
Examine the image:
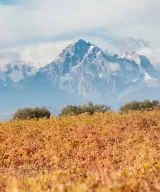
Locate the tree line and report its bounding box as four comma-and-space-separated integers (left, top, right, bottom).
12, 99, 160, 120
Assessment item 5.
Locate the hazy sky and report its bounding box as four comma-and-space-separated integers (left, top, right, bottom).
0, 0, 159, 66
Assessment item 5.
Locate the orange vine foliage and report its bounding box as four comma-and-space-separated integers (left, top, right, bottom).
1, 110, 160, 191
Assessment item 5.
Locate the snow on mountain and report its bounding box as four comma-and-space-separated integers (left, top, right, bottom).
0, 61, 37, 85
143, 72, 160, 88
40, 40, 129, 99
106, 37, 160, 70
38, 39, 160, 104
0, 38, 160, 116
120, 51, 141, 65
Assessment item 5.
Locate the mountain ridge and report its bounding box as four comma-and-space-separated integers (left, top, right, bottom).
0, 39, 160, 119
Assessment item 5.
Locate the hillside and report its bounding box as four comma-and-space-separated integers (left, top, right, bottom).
1, 110, 160, 191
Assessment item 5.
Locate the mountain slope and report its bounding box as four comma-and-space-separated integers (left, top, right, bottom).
38, 39, 160, 103
0, 39, 160, 118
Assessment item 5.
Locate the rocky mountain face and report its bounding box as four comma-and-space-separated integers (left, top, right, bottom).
106, 37, 160, 70
38, 39, 160, 103
0, 39, 160, 118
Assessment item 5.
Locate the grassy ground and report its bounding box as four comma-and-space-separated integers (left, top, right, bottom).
1, 110, 160, 191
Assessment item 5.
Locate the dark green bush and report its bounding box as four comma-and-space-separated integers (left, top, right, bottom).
120, 100, 160, 112
59, 102, 110, 116
13, 107, 51, 120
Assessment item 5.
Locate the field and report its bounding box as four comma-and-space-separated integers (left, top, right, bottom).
1, 110, 160, 191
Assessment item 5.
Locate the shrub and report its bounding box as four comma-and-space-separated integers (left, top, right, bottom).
59, 102, 110, 116
120, 99, 160, 112
12, 107, 51, 120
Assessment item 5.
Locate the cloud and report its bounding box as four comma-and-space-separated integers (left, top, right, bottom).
15, 41, 72, 67
137, 47, 160, 69
0, 40, 72, 68
0, 0, 160, 48
105, 37, 160, 69
0, 0, 160, 68
0, 50, 20, 67
106, 37, 149, 54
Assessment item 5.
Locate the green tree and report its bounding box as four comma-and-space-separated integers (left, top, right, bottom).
120, 100, 160, 112
13, 107, 51, 120
59, 102, 110, 116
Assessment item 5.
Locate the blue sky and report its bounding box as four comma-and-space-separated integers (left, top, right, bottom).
0, 0, 17, 5
0, 0, 31, 5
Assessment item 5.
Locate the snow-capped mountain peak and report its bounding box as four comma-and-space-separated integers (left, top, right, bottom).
121, 51, 141, 65
54, 39, 94, 66
39, 39, 159, 101
70, 38, 91, 46
1, 39, 160, 114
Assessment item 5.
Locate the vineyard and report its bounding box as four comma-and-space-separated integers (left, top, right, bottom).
1, 110, 160, 191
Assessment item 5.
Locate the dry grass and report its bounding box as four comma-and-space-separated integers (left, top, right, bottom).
1, 110, 160, 191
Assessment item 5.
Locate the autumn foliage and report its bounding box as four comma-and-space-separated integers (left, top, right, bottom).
1, 109, 160, 191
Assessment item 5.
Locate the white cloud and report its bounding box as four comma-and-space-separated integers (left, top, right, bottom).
13, 41, 72, 67
0, 0, 160, 47
0, 50, 20, 67
137, 47, 160, 69
105, 37, 160, 69
0, 0, 160, 68
0, 40, 71, 68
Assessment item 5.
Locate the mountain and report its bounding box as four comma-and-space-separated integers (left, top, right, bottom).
0, 61, 37, 85
106, 37, 160, 70
0, 39, 160, 119
39, 39, 160, 99
120, 52, 160, 79
36, 40, 139, 102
